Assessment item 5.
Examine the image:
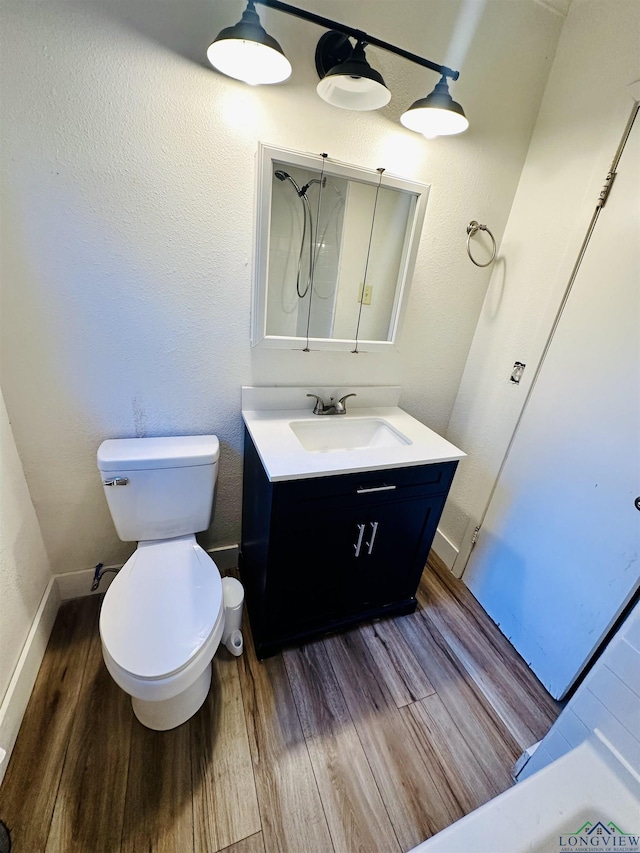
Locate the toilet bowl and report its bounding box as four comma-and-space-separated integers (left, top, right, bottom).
100, 535, 225, 730
97, 435, 242, 731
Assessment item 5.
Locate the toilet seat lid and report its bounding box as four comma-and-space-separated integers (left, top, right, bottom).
100, 536, 223, 679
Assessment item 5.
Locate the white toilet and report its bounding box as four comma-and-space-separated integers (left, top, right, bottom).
97, 435, 242, 731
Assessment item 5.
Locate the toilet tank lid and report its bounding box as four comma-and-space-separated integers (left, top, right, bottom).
97, 435, 220, 472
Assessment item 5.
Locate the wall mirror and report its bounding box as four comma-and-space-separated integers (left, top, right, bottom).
252, 144, 430, 352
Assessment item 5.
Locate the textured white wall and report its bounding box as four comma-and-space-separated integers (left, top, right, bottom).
441, 0, 640, 570
0, 390, 52, 704
0, 0, 562, 574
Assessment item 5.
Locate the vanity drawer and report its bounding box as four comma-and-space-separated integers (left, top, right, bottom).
274, 461, 457, 507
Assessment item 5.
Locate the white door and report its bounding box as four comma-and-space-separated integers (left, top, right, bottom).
463, 110, 640, 699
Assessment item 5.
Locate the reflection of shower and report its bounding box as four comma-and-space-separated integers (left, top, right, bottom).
275, 169, 326, 298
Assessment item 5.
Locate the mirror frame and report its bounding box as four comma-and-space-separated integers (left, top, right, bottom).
252, 143, 430, 352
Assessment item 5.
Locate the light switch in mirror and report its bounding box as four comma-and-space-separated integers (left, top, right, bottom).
252, 144, 430, 352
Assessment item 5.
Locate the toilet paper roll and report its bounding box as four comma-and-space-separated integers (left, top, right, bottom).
225, 629, 244, 657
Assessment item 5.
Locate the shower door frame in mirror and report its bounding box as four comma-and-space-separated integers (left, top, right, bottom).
252, 143, 430, 352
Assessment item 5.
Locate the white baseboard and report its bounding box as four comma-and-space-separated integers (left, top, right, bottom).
207, 544, 240, 572
432, 527, 459, 572
56, 563, 120, 600
0, 576, 60, 786
55, 544, 240, 601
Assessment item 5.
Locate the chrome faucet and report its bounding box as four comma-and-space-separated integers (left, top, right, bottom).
306, 393, 357, 415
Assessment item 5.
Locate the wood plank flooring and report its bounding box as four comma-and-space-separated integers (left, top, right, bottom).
0, 553, 561, 852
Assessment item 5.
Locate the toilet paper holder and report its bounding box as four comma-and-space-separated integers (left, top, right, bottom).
222, 576, 245, 657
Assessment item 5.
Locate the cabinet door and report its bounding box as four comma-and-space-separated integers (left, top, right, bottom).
347, 495, 444, 610
265, 498, 362, 635
265, 492, 443, 636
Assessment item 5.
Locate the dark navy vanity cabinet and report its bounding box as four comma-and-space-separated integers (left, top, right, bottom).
240, 428, 458, 658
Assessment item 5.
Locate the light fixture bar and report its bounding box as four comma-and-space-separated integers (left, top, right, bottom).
254, 0, 460, 81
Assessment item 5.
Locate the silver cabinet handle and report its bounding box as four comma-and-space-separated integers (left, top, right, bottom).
354, 523, 365, 557
356, 484, 396, 494
102, 477, 129, 486
365, 521, 378, 555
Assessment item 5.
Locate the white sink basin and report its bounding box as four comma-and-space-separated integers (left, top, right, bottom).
241, 386, 465, 481
289, 417, 411, 453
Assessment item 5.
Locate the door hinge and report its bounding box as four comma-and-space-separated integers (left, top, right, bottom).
470, 525, 481, 548
596, 170, 616, 209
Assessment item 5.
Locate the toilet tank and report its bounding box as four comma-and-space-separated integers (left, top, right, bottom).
97, 435, 220, 542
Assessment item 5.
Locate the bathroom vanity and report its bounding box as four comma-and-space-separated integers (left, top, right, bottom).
240, 386, 465, 658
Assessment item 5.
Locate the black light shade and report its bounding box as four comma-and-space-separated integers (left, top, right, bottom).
207, 0, 291, 85
316, 41, 391, 111
400, 75, 468, 137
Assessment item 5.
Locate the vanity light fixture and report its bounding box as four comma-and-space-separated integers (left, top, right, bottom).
315, 35, 391, 111
207, 0, 468, 137
400, 75, 469, 138
206, 0, 292, 85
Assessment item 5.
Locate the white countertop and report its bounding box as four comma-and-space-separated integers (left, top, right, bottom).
241, 387, 465, 482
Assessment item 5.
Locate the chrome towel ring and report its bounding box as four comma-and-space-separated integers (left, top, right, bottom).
466, 220, 496, 267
